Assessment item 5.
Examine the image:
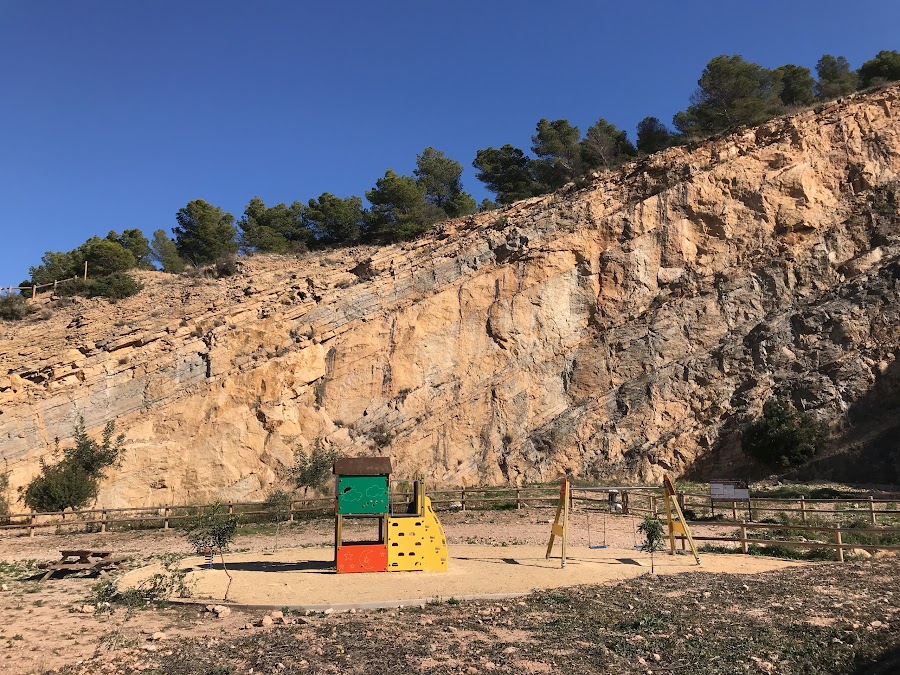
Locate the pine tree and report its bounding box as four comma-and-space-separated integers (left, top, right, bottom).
173, 199, 238, 265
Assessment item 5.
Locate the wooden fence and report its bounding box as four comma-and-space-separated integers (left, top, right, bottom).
675, 521, 900, 562
3, 485, 900, 557
678, 492, 900, 525
2, 262, 88, 299
574, 489, 900, 525
0, 487, 565, 537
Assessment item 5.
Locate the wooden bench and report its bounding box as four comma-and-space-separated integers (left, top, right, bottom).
38, 550, 129, 581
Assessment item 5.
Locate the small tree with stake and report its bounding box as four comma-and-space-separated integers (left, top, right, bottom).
186, 502, 238, 601
264, 489, 293, 552
638, 515, 666, 574
291, 438, 336, 496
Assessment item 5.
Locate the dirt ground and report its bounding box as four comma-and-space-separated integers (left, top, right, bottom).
121, 545, 804, 609
0, 508, 897, 674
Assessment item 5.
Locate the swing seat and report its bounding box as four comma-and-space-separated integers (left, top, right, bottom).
588, 544, 608, 549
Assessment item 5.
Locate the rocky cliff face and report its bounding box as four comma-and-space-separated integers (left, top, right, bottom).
3, 85, 900, 507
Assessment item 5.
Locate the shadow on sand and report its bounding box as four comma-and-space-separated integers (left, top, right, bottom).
199, 560, 334, 573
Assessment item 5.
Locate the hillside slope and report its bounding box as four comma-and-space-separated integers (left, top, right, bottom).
2, 85, 900, 507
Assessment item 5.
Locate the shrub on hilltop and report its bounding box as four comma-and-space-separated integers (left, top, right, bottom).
0, 294, 36, 321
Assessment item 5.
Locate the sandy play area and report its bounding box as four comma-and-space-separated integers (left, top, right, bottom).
120, 544, 805, 610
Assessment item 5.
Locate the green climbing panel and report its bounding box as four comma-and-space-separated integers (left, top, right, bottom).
336, 475, 390, 514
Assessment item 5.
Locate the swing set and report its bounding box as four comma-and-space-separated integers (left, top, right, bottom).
546, 476, 701, 569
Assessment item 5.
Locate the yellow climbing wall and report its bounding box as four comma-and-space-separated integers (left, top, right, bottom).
387, 496, 448, 571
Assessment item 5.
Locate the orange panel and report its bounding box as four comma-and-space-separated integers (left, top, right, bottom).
336, 543, 388, 573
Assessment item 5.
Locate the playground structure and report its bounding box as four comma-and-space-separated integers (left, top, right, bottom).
333, 457, 448, 573
112, 474, 850, 610
547, 475, 701, 568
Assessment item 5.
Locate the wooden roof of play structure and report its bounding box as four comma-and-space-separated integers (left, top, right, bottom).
332, 457, 392, 476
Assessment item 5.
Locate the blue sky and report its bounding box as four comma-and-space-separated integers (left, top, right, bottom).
1, 1, 898, 285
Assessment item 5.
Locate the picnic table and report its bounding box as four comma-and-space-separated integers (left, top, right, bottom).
37, 550, 129, 581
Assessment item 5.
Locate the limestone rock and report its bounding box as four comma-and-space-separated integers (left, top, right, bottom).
3, 85, 900, 504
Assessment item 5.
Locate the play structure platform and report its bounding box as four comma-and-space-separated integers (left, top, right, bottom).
333, 457, 447, 573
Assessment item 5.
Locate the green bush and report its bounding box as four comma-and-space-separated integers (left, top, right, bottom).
22, 418, 125, 512
88, 273, 143, 300
0, 295, 36, 321
742, 399, 829, 467
23, 462, 98, 514
57, 279, 93, 297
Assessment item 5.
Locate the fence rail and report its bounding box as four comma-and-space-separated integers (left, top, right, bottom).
2, 484, 899, 539
3, 264, 88, 299
0, 488, 564, 536
675, 521, 900, 562
677, 491, 900, 525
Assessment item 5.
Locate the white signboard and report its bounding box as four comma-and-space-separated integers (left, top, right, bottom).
710, 480, 750, 501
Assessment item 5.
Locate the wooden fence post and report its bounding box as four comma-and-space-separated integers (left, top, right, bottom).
731, 500, 737, 521
835, 528, 844, 562
461, 488, 466, 512
710, 495, 715, 519
29, 514, 35, 538
228, 503, 234, 515
163, 507, 170, 530
800, 496, 806, 523
650, 494, 656, 517
289, 502, 295, 523
740, 522, 748, 554
516, 488, 521, 510
869, 496, 876, 526
100, 510, 107, 533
